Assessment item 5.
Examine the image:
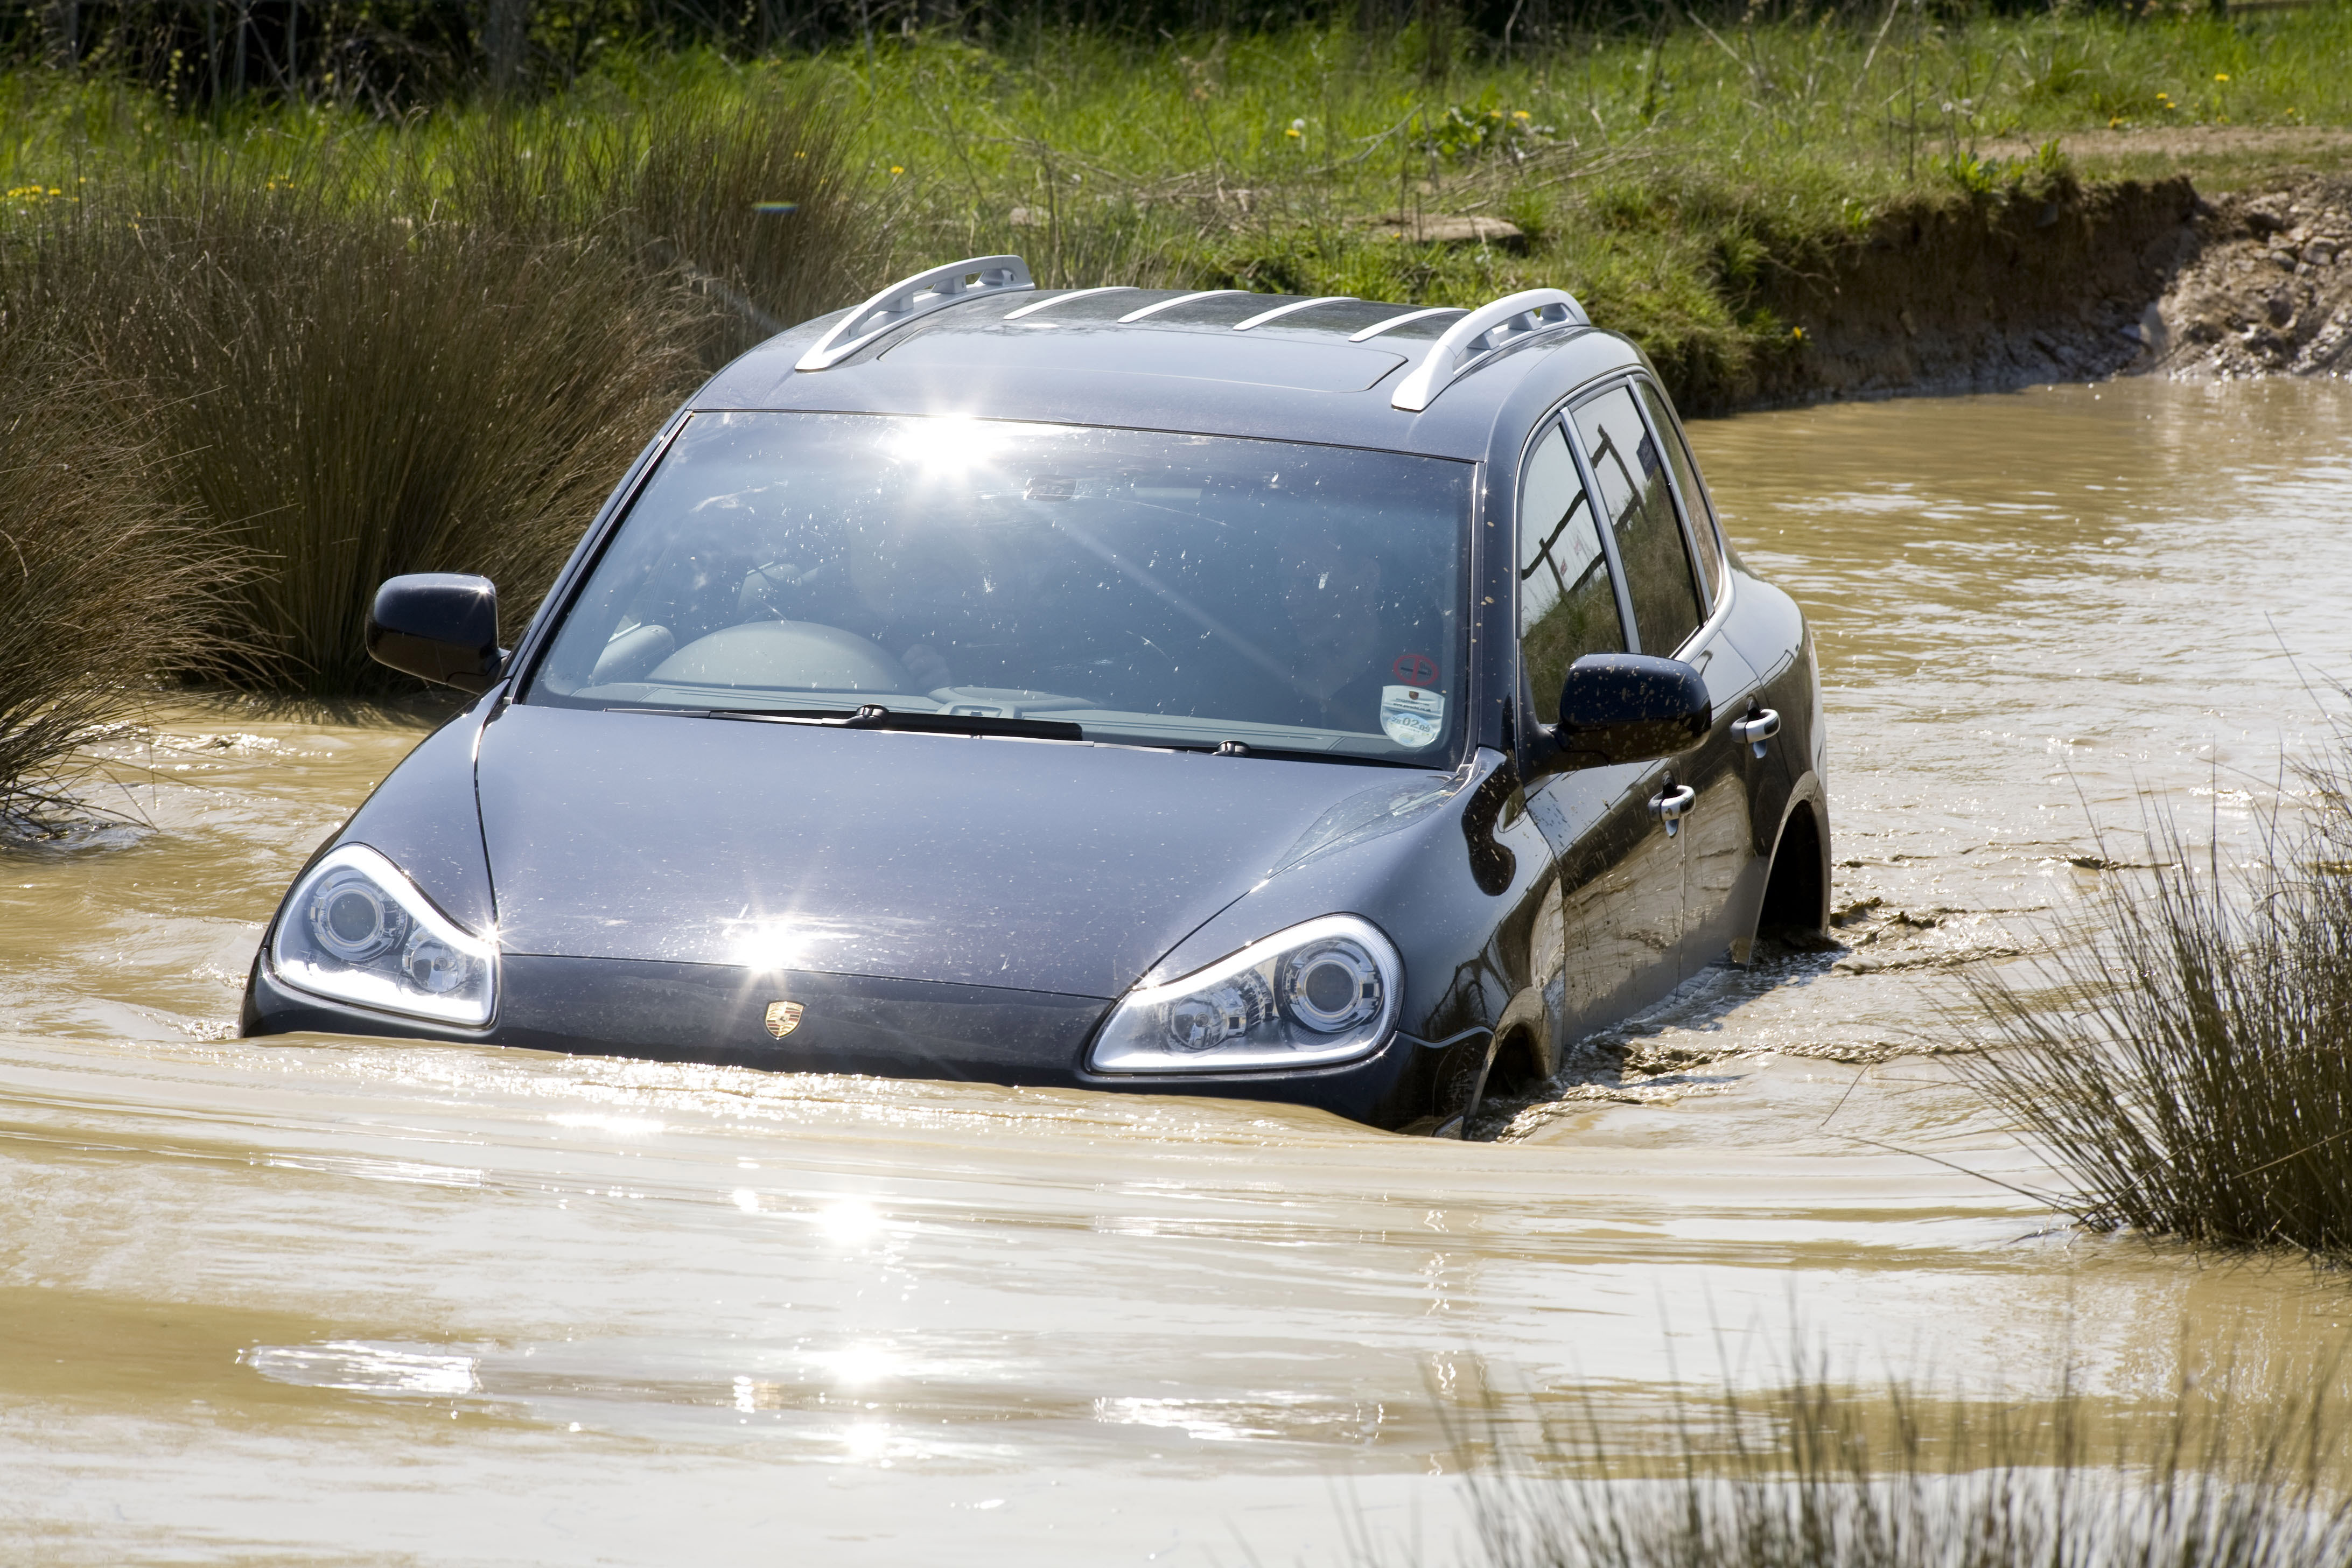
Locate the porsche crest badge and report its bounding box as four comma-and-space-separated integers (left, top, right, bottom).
763, 1000, 804, 1039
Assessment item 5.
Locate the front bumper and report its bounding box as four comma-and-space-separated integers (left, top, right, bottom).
241, 953, 1444, 1128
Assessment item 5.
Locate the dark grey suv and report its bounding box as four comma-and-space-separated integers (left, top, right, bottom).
241, 256, 1831, 1135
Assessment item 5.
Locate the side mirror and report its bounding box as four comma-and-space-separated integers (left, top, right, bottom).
1545, 653, 1710, 770
366, 574, 506, 694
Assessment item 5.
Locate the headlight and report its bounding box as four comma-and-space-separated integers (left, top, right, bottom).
270, 844, 497, 1026
1088, 915, 1401, 1074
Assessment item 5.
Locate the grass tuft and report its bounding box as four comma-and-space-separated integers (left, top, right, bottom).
1957, 737, 2352, 1259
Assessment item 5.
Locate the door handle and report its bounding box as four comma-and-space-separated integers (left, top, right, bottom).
1732, 706, 1781, 759
1648, 774, 1696, 838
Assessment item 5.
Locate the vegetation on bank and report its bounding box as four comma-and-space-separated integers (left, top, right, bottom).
0, 3, 2347, 750
1959, 731, 2352, 1261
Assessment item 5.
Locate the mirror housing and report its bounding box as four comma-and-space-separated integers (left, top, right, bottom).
366, 574, 505, 694
1539, 653, 1710, 772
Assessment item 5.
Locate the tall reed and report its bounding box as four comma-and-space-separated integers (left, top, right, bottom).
1956, 753, 2352, 1258
0, 334, 228, 820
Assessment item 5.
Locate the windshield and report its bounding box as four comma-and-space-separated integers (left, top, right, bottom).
529, 412, 1472, 764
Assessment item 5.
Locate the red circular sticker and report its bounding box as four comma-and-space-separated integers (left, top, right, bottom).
1392, 652, 1440, 687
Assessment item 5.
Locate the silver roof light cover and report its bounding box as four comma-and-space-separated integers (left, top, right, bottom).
1349, 305, 1463, 342
1231, 295, 1354, 331
1117, 289, 1247, 323
1006, 285, 1143, 320
795, 255, 1034, 371
1388, 287, 1588, 412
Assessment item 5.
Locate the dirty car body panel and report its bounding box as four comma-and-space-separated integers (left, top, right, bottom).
243, 267, 1830, 1133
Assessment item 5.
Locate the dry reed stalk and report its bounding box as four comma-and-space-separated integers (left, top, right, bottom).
1402, 1362, 2352, 1568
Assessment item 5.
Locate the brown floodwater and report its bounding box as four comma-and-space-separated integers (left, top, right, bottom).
6, 378, 2352, 1563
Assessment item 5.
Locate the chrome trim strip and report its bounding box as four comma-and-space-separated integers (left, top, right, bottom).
1348, 305, 1461, 342
1231, 295, 1353, 331
1003, 285, 1140, 320
1117, 289, 1247, 323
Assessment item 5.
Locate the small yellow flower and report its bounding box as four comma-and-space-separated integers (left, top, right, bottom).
1790, 325, 1807, 342
1284, 125, 1301, 138
890, 164, 905, 175
2214, 72, 2229, 81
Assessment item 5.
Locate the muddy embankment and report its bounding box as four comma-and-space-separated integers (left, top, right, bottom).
1748, 172, 2352, 405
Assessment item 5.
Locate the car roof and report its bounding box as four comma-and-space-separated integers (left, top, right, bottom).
692, 274, 1650, 463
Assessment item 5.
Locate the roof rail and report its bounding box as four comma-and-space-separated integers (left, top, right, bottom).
1389, 288, 1587, 412
796, 255, 1033, 372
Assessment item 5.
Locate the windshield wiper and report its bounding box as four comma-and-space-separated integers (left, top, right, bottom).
619, 704, 1424, 761
1141, 736, 1439, 769
689, 703, 1086, 743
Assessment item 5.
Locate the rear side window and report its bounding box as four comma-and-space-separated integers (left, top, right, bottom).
1572, 385, 1703, 657
1637, 380, 1725, 604
1516, 422, 1623, 724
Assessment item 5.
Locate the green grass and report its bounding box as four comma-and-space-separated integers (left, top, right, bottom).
15, 4, 2352, 384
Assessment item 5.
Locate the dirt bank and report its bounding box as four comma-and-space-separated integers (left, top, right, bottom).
1744, 167, 2352, 408
2143, 179, 2352, 376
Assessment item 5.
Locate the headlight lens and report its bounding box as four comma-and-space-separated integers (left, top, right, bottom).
270, 844, 497, 1026
1088, 914, 1401, 1074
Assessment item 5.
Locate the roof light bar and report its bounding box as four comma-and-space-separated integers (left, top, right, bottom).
1231, 295, 1353, 331
1117, 289, 1245, 323
1389, 288, 1587, 412
1349, 305, 1462, 343
796, 255, 1033, 372
1005, 285, 1142, 321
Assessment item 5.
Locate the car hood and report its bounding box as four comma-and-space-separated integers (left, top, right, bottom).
474, 704, 1457, 999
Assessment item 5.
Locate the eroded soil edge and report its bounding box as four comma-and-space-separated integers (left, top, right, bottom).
1739, 173, 2351, 408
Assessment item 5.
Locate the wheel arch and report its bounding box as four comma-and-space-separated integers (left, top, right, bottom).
1755, 779, 1832, 938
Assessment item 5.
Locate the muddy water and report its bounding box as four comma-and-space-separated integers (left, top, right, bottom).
6, 379, 2352, 1564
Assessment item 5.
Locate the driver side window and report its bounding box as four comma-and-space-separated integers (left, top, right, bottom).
1517, 421, 1625, 725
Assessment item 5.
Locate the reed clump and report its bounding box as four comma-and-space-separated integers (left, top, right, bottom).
0, 337, 228, 821
1957, 748, 2352, 1258
1, 79, 886, 694
1417, 1370, 2352, 1568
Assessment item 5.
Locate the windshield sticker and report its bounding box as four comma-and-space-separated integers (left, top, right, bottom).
1390, 652, 1439, 687
1380, 685, 1446, 748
